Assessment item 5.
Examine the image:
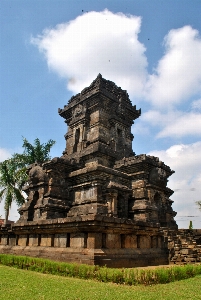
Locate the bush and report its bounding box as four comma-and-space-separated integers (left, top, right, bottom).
0, 254, 201, 286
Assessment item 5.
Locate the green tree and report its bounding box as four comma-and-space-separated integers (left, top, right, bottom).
0, 137, 56, 224
189, 220, 193, 230
0, 158, 26, 224
21, 137, 56, 164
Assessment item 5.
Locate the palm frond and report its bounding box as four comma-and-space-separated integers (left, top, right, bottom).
13, 187, 25, 206
22, 136, 56, 163
0, 188, 6, 202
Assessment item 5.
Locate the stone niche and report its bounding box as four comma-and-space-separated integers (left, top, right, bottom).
0, 75, 178, 267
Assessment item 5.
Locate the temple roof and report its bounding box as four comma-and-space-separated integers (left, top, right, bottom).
58, 74, 141, 119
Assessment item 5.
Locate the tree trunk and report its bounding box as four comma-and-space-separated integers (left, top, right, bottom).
4, 209, 9, 225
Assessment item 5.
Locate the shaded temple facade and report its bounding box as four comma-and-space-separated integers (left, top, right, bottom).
0, 75, 177, 267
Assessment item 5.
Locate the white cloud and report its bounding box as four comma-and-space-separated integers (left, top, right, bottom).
150, 142, 201, 176
139, 109, 201, 139
146, 26, 201, 108
156, 112, 201, 138
32, 12, 201, 112
0, 148, 12, 162
0, 201, 20, 222
192, 98, 201, 111
32, 12, 201, 111
148, 142, 201, 228
32, 9, 148, 97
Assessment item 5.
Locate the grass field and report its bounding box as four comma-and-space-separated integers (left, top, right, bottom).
0, 265, 201, 300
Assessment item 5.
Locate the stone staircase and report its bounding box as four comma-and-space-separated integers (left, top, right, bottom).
163, 229, 201, 264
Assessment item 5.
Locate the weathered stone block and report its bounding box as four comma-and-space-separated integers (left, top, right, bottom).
151, 236, 158, 248
180, 249, 193, 255
70, 233, 87, 248
134, 189, 148, 199
29, 234, 39, 246
159, 236, 166, 248
188, 244, 195, 249
40, 234, 52, 247
124, 234, 137, 248
87, 233, 102, 249
18, 235, 27, 247
0, 236, 8, 245
9, 236, 16, 246
54, 234, 67, 248
106, 234, 121, 249
139, 235, 151, 248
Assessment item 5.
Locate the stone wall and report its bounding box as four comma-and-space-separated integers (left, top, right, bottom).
1, 222, 201, 267
0, 215, 169, 268
164, 229, 201, 264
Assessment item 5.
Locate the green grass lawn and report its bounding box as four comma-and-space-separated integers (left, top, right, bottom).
0, 265, 201, 300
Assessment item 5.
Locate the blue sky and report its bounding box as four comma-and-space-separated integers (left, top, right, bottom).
1, 0, 201, 228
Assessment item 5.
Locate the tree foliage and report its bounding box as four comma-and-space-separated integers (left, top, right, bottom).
189, 220, 193, 230
0, 137, 56, 223
0, 158, 26, 223
22, 137, 56, 164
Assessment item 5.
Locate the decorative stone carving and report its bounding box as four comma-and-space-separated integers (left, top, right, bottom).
149, 167, 167, 186
29, 165, 48, 185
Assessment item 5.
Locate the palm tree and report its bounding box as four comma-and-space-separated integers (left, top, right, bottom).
0, 158, 26, 224
0, 137, 56, 224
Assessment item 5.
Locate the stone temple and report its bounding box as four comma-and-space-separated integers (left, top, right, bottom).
0, 74, 185, 267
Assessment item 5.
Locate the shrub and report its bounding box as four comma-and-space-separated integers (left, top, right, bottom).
0, 254, 201, 286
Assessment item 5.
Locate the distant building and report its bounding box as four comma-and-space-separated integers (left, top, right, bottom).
0, 219, 14, 226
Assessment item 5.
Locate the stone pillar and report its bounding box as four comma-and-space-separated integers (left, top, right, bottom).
106, 191, 118, 217
131, 180, 150, 222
